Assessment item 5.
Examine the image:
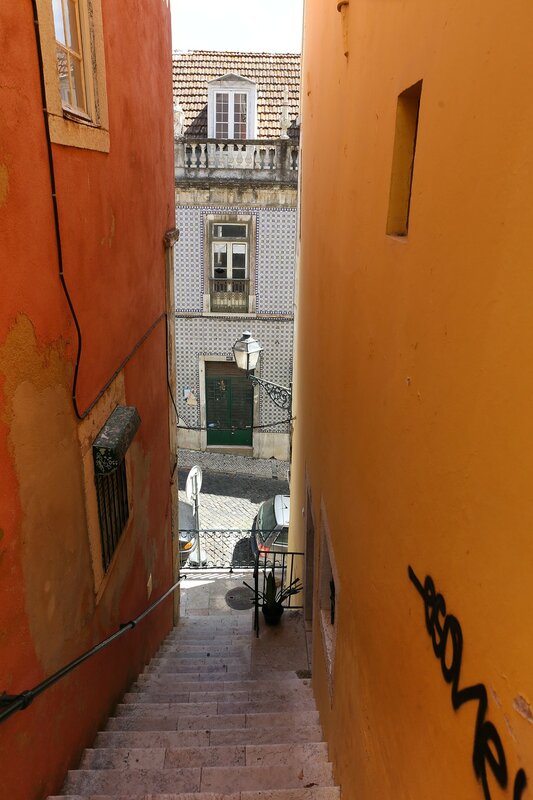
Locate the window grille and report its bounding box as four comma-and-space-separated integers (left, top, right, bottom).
92, 405, 140, 572
95, 460, 129, 571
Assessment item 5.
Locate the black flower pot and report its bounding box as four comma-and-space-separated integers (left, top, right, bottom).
262, 602, 284, 626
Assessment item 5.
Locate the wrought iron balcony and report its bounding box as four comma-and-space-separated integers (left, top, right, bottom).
209, 278, 250, 313
175, 138, 299, 184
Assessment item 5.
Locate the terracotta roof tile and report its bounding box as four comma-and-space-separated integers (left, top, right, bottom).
173, 50, 301, 140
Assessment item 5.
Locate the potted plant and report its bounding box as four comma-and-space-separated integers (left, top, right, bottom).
245, 571, 303, 625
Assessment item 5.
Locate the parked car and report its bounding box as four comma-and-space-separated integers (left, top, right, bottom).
178, 500, 207, 566
250, 495, 290, 557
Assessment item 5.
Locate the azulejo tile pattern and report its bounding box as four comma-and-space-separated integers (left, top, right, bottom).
175, 317, 293, 433
174, 204, 296, 441
256, 208, 296, 315
175, 206, 296, 316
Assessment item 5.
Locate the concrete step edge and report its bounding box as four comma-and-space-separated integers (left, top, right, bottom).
50, 788, 340, 799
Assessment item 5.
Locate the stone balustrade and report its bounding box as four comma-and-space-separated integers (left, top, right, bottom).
175, 138, 299, 183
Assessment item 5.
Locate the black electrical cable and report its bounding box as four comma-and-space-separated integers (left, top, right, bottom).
32, 2, 170, 422
176, 418, 294, 432
31, 0, 84, 418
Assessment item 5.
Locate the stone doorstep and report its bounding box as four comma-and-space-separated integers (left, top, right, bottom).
51, 789, 339, 800
63, 762, 334, 794
95, 726, 325, 749
80, 742, 329, 770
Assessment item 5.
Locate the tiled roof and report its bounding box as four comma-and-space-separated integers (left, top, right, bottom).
173, 50, 301, 140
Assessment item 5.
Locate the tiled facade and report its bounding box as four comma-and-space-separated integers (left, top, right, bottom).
173, 51, 299, 461
175, 205, 296, 457
175, 206, 296, 316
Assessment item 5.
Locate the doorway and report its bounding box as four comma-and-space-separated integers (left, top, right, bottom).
205, 361, 253, 447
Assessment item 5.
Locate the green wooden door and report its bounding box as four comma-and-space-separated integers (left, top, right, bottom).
206, 373, 253, 446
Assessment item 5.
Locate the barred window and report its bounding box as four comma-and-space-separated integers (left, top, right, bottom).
92, 405, 140, 572
95, 460, 129, 571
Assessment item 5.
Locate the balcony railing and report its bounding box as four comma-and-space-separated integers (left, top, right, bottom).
175, 138, 299, 183
209, 278, 249, 313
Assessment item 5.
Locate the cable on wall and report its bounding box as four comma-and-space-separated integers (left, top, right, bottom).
32, 1, 169, 422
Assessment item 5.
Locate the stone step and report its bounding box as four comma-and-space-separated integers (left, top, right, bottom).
150, 657, 251, 668
80, 742, 328, 770
116, 698, 317, 717
124, 687, 313, 704
161, 638, 251, 647
169, 631, 251, 637
95, 725, 325, 750
50, 787, 340, 799
166, 628, 251, 637
157, 647, 251, 657
143, 664, 252, 675
133, 677, 311, 694
63, 762, 334, 794
106, 710, 320, 732
137, 666, 304, 686
167, 630, 251, 638
123, 690, 250, 704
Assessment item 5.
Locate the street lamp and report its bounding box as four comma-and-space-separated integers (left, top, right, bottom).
232, 331, 292, 413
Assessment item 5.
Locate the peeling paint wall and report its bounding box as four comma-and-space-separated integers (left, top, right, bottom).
0, 1, 175, 798
293, 1, 533, 798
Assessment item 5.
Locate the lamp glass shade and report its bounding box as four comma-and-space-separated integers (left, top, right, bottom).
233, 331, 262, 373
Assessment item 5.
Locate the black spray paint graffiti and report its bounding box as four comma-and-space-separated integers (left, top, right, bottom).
408, 566, 527, 800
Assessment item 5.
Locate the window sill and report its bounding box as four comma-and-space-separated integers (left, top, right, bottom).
49, 112, 110, 153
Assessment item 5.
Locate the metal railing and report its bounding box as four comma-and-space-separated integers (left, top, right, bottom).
0, 575, 182, 725
208, 278, 249, 313
179, 529, 255, 571
252, 550, 305, 636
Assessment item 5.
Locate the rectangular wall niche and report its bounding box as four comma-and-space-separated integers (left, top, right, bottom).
386, 80, 423, 236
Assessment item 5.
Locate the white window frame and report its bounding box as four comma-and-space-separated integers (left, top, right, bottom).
203, 214, 256, 315
212, 224, 248, 282
207, 74, 257, 140
35, 0, 109, 152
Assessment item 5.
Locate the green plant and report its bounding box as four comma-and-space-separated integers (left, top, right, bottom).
244, 571, 303, 609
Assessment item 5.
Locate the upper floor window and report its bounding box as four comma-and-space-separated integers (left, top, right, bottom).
35, 0, 109, 151
52, 0, 88, 116
215, 92, 248, 139
208, 74, 257, 140
204, 216, 256, 314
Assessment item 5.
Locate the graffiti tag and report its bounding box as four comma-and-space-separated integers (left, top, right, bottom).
408, 566, 527, 800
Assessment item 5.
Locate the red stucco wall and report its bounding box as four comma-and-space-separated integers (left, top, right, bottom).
0, 1, 175, 797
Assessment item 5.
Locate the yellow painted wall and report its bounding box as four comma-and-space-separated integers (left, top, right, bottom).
293, 1, 533, 798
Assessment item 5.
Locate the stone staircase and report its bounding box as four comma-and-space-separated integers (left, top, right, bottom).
49, 614, 339, 800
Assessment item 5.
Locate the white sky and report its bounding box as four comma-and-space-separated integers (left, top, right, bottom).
170, 0, 304, 53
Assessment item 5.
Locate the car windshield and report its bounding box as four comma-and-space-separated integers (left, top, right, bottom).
257, 498, 276, 539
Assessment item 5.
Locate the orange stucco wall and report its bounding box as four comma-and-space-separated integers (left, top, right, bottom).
293, 1, 533, 798
0, 2, 175, 798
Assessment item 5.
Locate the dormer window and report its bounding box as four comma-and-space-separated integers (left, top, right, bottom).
208, 73, 257, 140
